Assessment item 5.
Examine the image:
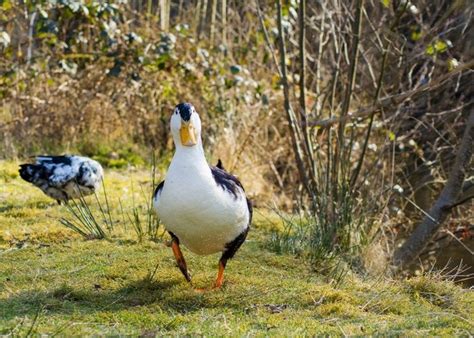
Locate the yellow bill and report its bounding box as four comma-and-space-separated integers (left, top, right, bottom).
180, 122, 197, 146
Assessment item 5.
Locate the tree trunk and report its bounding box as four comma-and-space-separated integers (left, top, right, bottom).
392, 110, 474, 269
197, 0, 208, 40
26, 11, 37, 65
221, 0, 227, 45
147, 0, 154, 30
209, 0, 218, 44
160, 0, 171, 32
195, 0, 202, 34
147, 0, 153, 17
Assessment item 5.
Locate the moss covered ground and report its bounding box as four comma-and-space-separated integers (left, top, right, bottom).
0, 161, 473, 335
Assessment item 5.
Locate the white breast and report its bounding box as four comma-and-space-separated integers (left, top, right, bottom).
154, 150, 249, 255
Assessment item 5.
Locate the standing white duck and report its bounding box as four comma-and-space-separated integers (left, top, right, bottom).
19, 155, 104, 204
153, 103, 252, 289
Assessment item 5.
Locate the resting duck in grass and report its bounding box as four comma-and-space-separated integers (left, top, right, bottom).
19, 155, 104, 204
153, 103, 252, 290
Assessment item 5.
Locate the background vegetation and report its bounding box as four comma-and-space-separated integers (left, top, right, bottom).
0, 0, 473, 333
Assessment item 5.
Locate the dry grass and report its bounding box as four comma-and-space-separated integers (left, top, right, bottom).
1, 161, 473, 335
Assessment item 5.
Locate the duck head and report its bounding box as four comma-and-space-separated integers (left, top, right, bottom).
170, 103, 202, 148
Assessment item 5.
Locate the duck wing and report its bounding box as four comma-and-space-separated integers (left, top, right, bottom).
210, 164, 253, 225
152, 180, 165, 206
35, 156, 80, 187
210, 165, 245, 198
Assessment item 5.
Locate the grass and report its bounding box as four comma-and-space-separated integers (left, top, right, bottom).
1, 160, 473, 335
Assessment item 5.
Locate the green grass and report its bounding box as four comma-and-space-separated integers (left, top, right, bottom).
1, 161, 473, 335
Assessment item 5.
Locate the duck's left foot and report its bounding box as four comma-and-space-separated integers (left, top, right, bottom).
192, 260, 227, 292
213, 259, 226, 289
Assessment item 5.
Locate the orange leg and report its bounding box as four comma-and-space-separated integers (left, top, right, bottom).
214, 259, 227, 289
171, 239, 191, 282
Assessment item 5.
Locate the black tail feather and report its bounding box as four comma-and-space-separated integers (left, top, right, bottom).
19, 164, 36, 183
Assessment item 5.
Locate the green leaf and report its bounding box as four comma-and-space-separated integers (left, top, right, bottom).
434, 40, 448, 53
388, 131, 396, 141
426, 39, 448, 56
410, 30, 421, 41
381, 0, 390, 8
1, 0, 12, 10
18, 81, 27, 92
426, 44, 434, 56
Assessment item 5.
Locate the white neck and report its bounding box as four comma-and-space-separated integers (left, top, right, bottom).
169, 136, 209, 173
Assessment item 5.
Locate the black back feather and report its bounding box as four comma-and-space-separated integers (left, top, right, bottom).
210, 165, 244, 199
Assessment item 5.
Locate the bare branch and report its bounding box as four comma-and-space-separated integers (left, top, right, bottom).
308, 59, 474, 129
393, 110, 474, 269
256, 0, 282, 78
275, 0, 314, 198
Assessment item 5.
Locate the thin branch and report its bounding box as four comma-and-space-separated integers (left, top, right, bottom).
256, 0, 282, 77
298, 0, 317, 185
307, 59, 474, 129
349, 2, 409, 188
393, 110, 474, 269
275, 0, 314, 198
443, 194, 474, 211
335, 0, 364, 182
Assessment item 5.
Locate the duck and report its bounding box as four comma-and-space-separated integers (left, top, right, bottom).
19, 155, 104, 204
153, 102, 252, 289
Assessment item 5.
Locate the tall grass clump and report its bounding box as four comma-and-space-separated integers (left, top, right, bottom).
119, 155, 162, 242
60, 161, 162, 242
268, 212, 309, 257
269, 177, 382, 268
60, 181, 113, 240
266, 0, 397, 268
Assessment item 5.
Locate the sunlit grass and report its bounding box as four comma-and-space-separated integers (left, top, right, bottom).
1, 160, 473, 335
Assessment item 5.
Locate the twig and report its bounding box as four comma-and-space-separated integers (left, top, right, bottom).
255, 0, 282, 77
334, 0, 364, 189
350, 1, 409, 188
298, 0, 316, 184
275, 0, 314, 199
444, 229, 474, 255
393, 110, 474, 268
308, 59, 474, 129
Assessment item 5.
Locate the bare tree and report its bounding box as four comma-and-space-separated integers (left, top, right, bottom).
160, 0, 171, 32
209, 0, 218, 44
197, 0, 208, 40
221, 0, 227, 45
275, 0, 313, 199
393, 110, 474, 269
